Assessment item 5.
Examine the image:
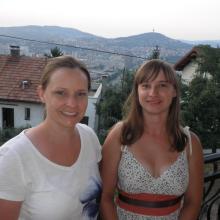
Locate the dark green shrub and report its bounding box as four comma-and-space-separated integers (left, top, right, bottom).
0, 127, 30, 146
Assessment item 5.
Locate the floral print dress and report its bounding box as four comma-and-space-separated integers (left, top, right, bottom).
116, 145, 189, 220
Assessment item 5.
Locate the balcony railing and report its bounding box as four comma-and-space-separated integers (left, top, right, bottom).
199, 152, 220, 220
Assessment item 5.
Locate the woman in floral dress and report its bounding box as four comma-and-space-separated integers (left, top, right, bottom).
100, 59, 203, 220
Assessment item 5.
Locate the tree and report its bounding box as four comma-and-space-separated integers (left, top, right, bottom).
44, 46, 64, 58
96, 69, 134, 143
181, 45, 220, 150
148, 45, 160, 60
196, 45, 220, 81
0, 127, 30, 145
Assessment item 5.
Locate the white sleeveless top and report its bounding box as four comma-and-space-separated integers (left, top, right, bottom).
117, 127, 192, 220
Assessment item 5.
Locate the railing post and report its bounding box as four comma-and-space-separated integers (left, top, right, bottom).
199, 152, 220, 220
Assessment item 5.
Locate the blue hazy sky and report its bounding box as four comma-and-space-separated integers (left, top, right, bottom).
0, 0, 219, 40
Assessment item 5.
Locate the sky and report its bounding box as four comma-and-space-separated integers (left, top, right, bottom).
0, 0, 220, 40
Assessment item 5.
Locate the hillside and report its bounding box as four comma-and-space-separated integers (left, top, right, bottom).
0, 25, 193, 71
181, 39, 220, 48
0, 25, 102, 40
110, 32, 189, 49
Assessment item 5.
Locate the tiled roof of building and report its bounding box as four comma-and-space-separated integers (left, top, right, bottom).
0, 55, 47, 103
174, 47, 199, 71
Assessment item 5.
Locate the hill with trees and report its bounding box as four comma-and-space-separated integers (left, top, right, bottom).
0, 25, 192, 67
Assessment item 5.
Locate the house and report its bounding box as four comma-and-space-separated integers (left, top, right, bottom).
174, 47, 199, 83
0, 46, 102, 131
174, 46, 220, 83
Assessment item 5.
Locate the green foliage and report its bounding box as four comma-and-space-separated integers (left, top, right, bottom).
196, 45, 220, 81
96, 69, 134, 143
44, 46, 64, 58
148, 45, 160, 60
181, 46, 220, 150
0, 127, 29, 146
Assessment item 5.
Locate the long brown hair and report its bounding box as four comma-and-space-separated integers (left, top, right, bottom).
121, 59, 187, 152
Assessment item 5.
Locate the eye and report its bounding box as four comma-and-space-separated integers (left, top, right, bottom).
141, 83, 150, 89
76, 91, 88, 97
54, 90, 66, 96
159, 83, 168, 88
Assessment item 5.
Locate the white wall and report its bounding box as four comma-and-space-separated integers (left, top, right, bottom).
85, 83, 102, 131
85, 97, 98, 130
0, 83, 102, 131
15, 103, 44, 127
181, 62, 198, 83
0, 101, 44, 129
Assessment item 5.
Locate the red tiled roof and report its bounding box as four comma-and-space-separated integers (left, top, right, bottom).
0, 55, 47, 103
174, 47, 199, 71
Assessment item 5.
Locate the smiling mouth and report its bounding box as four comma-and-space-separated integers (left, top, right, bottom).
62, 111, 78, 116
147, 100, 161, 104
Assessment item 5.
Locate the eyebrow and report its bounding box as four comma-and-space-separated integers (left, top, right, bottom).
142, 80, 169, 83
54, 87, 87, 91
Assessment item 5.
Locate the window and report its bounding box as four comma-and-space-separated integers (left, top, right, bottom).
25, 108, 30, 120
2, 108, 14, 128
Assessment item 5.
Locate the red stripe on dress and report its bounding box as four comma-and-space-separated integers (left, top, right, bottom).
116, 190, 182, 216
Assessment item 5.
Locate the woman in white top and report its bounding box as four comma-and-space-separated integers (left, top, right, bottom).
100, 59, 203, 220
0, 56, 101, 220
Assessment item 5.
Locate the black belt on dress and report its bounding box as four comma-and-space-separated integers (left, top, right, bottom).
118, 192, 183, 208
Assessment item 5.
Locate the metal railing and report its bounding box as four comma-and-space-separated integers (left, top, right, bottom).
199, 152, 220, 220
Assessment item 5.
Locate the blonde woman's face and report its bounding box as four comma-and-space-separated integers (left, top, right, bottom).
38, 67, 88, 128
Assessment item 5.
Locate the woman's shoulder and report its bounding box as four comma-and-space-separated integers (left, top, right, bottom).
0, 131, 27, 154
76, 123, 101, 145
76, 122, 92, 130
0, 131, 29, 167
182, 126, 203, 157
108, 121, 123, 136
190, 131, 203, 154
76, 123, 102, 162
76, 123, 97, 137
103, 121, 123, 150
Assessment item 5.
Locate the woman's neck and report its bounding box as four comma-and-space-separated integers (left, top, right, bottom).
36, 121, 77, 144
143, 114, 168, 136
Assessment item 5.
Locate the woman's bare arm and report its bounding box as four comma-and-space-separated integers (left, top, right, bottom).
0, 199, 22, 220
100, 122, 123, 220
179, 132, 204, 220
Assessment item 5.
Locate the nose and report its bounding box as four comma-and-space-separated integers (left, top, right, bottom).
149, 86, 158, 96
66, 95, 78, 107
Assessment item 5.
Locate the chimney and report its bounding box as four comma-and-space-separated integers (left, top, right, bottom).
10, 45, 20, 56
20, 80, 31, 89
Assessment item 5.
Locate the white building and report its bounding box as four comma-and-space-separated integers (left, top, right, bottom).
174, 47, 198, 84
0, 47, 102, 131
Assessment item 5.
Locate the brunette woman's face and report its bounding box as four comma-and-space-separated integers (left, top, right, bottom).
38, 67, 88, 128
137, 71, 176, 116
